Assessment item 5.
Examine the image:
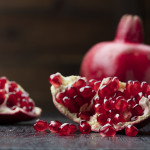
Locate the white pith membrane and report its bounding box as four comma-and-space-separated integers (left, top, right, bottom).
0, 79, 41, 119
51, 73, 150, 132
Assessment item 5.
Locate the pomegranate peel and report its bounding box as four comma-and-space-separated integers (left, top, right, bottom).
50, 73, 150, 133
0, 77, 41, 124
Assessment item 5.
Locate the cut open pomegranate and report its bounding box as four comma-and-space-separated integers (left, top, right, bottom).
0, 77, 41, 123
49, 73, 150, 134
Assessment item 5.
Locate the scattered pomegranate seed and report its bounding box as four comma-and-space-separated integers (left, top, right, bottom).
48, 120, 62, 133
115, 96, 128, 111
132, 104, 143, 116
59, 123, 71, 136
97, 113, 107, 126
34, 119, 47, 132
69, 124, 77, 134
0, 77, 7, 89
79, 120, 91, 134
99, 124, 116, 137
0, 89, 5, 105
125, 125, 138, 137
73, 79, 86, 90
79, 86, 92, 98
49, 73, 62, 87
55, 92, 66, 104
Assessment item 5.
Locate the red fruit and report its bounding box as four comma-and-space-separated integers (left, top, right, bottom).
69, 124, 77, 134
125, 125, 138, 137
48, 120, 62, 133
50, 73, 150, 134
34, 119, 47, 132
80, 15, 150, 84
59, 123, 71, 136
0, 77, 41, 124
79, 120, 91, 134
99, 124, 116, 137
49, 73, 62, 88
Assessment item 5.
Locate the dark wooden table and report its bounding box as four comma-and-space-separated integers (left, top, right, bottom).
1, 116, 150, 150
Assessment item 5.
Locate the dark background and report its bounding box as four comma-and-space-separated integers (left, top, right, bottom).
0, 0, 149, 116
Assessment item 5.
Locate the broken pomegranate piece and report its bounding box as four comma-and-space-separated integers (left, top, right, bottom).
0, 77, 41, 123
50, 73, 150, 135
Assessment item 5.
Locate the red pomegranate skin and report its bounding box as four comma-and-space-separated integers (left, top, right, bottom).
80, 15, 150, 83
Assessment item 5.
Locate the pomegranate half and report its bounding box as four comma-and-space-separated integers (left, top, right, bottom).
80, 15, 150, 83
0, 77, 41, 123
50, 73, 150, 132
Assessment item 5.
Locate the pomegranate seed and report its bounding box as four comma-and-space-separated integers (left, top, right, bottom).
97, 113, 107, 126
20, 99, 28, 109
94, 104, 105, 114
59, 123, 71, 136
34, 119, 47, 132
66, 86, 77, 98
132, 104, 143, 116
55, 92, 66, 104
73, 79, 86, 90
131, 81, 142, 96
110, 77, 119, 92
8, 82, 18, 92
107, 118, 113, 124
79, 86, 92, 98
0, 89, 5, 105
113, 114, 125, 124
115, 96, 128, 111
73, 95, 85, 107
124, 80, 133, 98
99, 124, 116, 137
7, 94, 17, 108
103, 98, 114, 111
0, 77, 7, 89
27, 99, 34, 111
49, 73, 62, 87
62, 96, 72, 108
93, 96, 103, 105
94, 81, 101, 91
127, 98, 137, 107
106, 110, 118, 118
141, 81, 150, 94
98, 85, 112, 98
77, 112, 91, 121
125, 125, 138, 137
136, 92, 144, 103
15, 90, 23, 101
79, 120, 91, 134
88, 79, 97, 90
69, 124, 77, 134
113, 91, 124, 97
48, 120, 62, 133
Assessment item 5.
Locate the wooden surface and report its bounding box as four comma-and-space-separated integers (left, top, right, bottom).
0, 116, 150, 150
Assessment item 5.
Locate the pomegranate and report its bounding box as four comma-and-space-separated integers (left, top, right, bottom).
49, 72, 150, 135
0, 77, 41, 123
34, 119, 47, 132
80, 15, 150, 83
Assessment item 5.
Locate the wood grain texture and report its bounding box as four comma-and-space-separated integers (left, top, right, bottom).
0, 117, 150, 150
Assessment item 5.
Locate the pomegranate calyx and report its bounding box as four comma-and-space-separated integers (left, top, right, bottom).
115, 14, 144, 43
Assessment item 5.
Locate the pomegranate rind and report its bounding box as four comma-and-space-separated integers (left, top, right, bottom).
51, 73, 150, 132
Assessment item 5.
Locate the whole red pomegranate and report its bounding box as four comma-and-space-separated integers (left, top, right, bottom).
80, 15, 150, 83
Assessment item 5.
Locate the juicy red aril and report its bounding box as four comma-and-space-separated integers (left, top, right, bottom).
103, 98, 114, 111
125, 125, 138, 137
131, 81, 142, 96
79, 86, 92, 98
79, 120, 91, 134
94, 81, 101, 91
0, 77, 7, 89
59, 123, 71, 136
48, 120, 62, 133
136, 92, 144, 103
113, 114, 125, 124
7, 94, 17, 108
127, 98, 137, 107
97, 113, 107, 126
73, 95, 85, 107
110, 77, 119, 92
132, 104, 143, 116
88, 79, 97, 90
94, 104, 105, 114
49, 73, 62, 87
20, 99, 28, 108
141, 81, 150, 94
0, 89, 5, 105
77, 112, 90, 121
73, 79, 86, 90
55, 92, 66, 104
62, 96, 71, 108
115, 96, 128, 111
8, 82, 18, 92
99, 124, 116, 137
98, 85, 112, 98
93, 96, 103, 105
124, 80, 133, 98
34, 119, 47, 132
69, 124, 77, 134
27, 99, 35, 111
66, 86, 77, 98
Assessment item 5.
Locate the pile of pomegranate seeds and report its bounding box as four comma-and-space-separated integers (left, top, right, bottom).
0, 77, 35, 112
